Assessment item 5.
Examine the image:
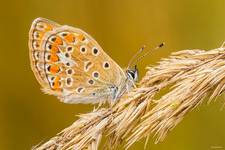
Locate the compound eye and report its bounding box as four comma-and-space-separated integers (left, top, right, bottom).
127, 70, 135, 80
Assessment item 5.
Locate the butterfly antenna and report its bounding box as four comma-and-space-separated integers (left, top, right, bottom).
127, 45, 146, 69
131, 42, 165, 67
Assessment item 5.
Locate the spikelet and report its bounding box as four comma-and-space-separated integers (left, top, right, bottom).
33, 44, 225, 150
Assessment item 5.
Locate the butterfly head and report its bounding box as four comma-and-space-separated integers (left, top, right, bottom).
126, 65, 138, 82
126, 43, 165, 83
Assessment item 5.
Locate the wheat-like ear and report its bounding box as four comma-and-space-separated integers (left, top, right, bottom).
33, 44, 225, 150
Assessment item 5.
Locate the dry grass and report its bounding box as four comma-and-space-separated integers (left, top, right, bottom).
33, 43, 225, 150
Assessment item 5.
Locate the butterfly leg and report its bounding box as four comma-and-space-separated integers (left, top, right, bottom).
125, 80, 136, 94
110, 86, 119, 104
126, 84, 130, 93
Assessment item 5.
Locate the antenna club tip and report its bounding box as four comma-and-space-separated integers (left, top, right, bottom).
159, 42, 165, 48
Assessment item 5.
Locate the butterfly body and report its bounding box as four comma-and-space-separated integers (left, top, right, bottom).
29, 18, 138, 104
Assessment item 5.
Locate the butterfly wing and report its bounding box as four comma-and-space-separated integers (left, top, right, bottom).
29, 18, 127, 104
29, 18, 60, 88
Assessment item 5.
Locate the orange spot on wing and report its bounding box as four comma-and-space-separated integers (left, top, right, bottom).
53, 76, 61, 89
50, 54, 59, 62
50, 65, 60, 74
54, 37, 63, 45
64, 33, 75, 43
38, 32, 44, 39
34, 31, 44, 40
77, 34, 86, 41
45, 24, 53, 31
51, 45, 59, 53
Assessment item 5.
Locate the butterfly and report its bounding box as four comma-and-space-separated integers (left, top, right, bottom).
29, 18, 140, 104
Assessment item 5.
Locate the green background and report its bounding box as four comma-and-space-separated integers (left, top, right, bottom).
0, 0, 225, 149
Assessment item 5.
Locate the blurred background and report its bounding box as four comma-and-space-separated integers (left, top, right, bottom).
0, 0, 225, 149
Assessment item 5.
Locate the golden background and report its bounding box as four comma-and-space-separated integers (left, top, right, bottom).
0, 0, 225, 149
